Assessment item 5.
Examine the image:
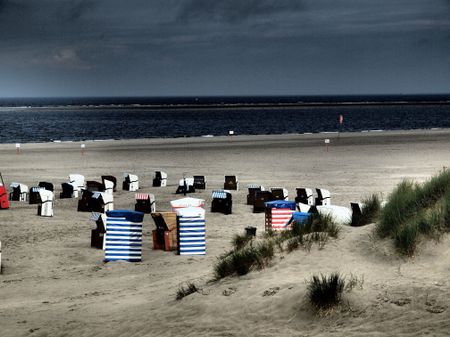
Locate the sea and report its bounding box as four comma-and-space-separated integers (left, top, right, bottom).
0, 94, 449, 144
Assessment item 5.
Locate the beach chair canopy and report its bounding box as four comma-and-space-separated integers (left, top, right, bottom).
10, 182, 28, 193
316, 205, 351, 225
170, 197, 205, 209
92, 191, 113, 204
101, 175, 117, 190
103, 179, 114, 191
124, 173, 138, 183
135, 193, 155, 201
265, 200, 296, 210
212, 190, 230, 199
69, 174, 85, 187
151, 212, 177, 231
154, 171, 168, 179
271, 187, 288, 196
178, 177, 194, 186
247, 184, 264, 190
38, 181, 54, 192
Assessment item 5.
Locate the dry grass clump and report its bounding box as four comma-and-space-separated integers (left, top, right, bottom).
307, 273, 345, 312
376, 169, 450, 256
176, 282, 199, 300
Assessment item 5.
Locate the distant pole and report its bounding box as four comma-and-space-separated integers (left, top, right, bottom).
81, 143, 85, 156
15, 143, 21, 155
228, 130, 234, 141
324, 138, 330, 152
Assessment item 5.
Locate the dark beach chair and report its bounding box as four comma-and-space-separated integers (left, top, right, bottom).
38, 181, 54, 192
211, 190, 232, 215
101, 175, 117, 192
253, 191, 274, 213
77, 189, 94, 212
247, 184, 263, 205
193, 176, 206, 190
315, 188, 331, 206
224, 175, 239, 191
152, 171, 167, 187
295, 188, 314, 205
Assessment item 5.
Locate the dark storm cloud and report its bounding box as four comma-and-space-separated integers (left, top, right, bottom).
0, 0, 449, 96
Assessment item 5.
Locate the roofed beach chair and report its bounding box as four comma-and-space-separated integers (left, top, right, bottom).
135, 193, 156, 213
104, 210, 144, 262
9, 182, 28, 201
60, 182, 78, 199
101, 175, 117, 192
86, 181, 105, 192
152, 171, 167, 187
90, 212, 106, 249
264, 200, 296, 231
295, 188, 314, 205
271, 187, 288, 201
211, 190, 232, 215
89, 192, 114, 213
315, 188, 331, 206
224, 175, 239, 191
176, 207, 206, 256
176, 177, 195, 194
193, 175, 206, 190
77, 189, 94, 212
37, 189, 54, 217
247, 184, 264, 205
69, 174, 85, 192
123, 173, 139, 192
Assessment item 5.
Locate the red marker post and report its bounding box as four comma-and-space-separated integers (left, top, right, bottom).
338, 114, 344, 139
81, 143, 86, 156
15, 143, 21, 155
228, 130, 234, 141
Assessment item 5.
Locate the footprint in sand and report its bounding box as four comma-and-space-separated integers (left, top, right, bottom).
262, 287, 280, 297
222, 287, 237, 296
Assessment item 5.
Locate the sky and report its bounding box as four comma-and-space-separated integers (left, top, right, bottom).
0, 0, 449, 97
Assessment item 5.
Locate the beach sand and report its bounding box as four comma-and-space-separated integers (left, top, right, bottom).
1, 129, 450, 337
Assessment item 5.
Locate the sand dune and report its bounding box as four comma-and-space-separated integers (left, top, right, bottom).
1, 130, 450, 336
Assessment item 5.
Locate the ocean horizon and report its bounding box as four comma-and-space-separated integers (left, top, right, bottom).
1, 94, 449, 144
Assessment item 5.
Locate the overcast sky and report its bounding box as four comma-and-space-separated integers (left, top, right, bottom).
0, 0, 449, 97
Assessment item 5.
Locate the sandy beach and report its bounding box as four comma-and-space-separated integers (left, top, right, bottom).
1, 129, 450, 337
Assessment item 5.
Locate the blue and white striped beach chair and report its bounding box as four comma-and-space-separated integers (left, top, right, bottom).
104, 210, 144, 262
176, 207, 206, 255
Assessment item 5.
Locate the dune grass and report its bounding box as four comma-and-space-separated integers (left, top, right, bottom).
307, 273, 345, 312
376, 169, 450, 256
176, 282, 199, 300
213, 212, 340, 280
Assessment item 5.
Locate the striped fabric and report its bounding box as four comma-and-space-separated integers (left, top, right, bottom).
104, 211, 143, 262
135, 193, 149, 200
269, 208, 295, 231
212, 190, 227, 199
31, 187, 42, 192
90, 212, 101, 221
177, 209, 206, 255
247, 184, 261, 189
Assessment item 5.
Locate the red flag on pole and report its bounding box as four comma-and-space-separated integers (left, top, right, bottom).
339, 114, 344, 125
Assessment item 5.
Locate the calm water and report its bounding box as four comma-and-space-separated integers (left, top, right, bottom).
0, 95, 449, 143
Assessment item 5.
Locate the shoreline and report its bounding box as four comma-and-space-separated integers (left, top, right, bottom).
1, 127, 450, 148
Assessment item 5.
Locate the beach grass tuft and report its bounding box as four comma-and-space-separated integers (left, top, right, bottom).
176, 282, 199, 300
307, 272, 345, 311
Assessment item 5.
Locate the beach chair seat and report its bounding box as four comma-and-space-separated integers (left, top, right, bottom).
152, 171, 167, 187
271, 187, 288, 201
264, 200, 296, 231
295, 188, 314, 205
29, 187, 43, 204
247, 184, 264, 205
224, 175, 239, 191
211, 190, 232, 215
151, 212, 177, 251
135, 193, 156, 213
9, 182, 28, 201
101, 175, 117, 192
